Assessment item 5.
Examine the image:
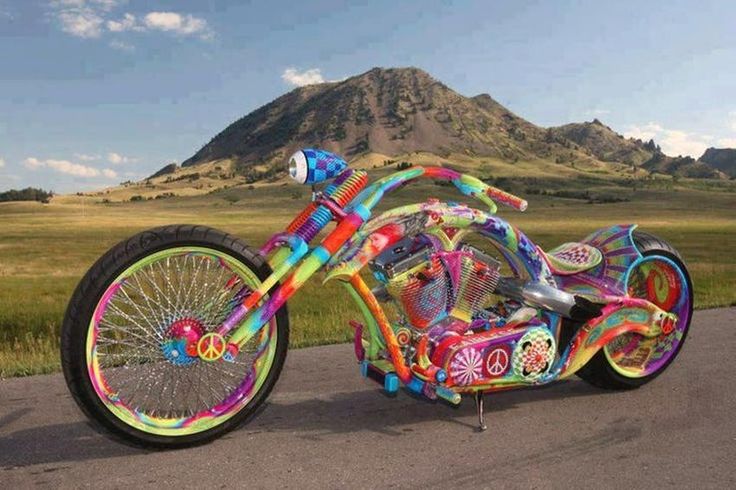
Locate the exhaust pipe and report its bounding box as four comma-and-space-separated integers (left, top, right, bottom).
495, 278, 602, 321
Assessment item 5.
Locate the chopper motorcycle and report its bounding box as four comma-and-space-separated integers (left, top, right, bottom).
61, 149, 692, 447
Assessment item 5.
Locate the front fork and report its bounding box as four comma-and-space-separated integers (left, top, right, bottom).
195, 210, 367, 362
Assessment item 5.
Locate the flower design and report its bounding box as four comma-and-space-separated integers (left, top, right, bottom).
450, 347, 483, 385
512, 328, 556, 381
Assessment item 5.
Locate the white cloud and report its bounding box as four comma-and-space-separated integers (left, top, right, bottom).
57, 9, 104, 38
106, 12, 137, 32
0, 157, 5, 168
282, 68, 326, 87
624, 122, 712, 157
46, 159, 101, 177
50, 3, 213, 42
23, 156, 118, 178
107, 151, 135, 164
143, 12, 212, 39
109, 39, 134, 51
624, 122, 663, 142
717, 137, 736, 148
49, 0, 122, 38
74, 152, 99, 161
24, 157, 44, 169
584, 109, 611, 117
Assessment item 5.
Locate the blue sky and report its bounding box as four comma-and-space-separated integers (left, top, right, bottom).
1, 0, 734, 193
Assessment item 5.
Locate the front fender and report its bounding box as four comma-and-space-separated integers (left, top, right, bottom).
324, 200, 554, 285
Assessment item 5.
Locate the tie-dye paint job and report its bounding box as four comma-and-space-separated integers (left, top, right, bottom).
221, 160, 688, 398
544, 242, 603, 275
86, 248, 279, 436
82, 148, 692, 440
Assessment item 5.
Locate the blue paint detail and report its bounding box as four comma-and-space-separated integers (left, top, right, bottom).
373, 270, 387, 283
353, 204, 371, 220
623, 254, 690, 312
435, 386, 461, 404
404, 377, 424, 394
312, 246, 331, 263
436, 369, 447, 383
384, 373, 400, 393
301, 148, 348, 184
360, 360, 369, 377
161, 339, 197, 366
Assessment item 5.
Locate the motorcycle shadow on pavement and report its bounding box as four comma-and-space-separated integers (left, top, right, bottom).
230, 377, 609, 439
0, 408, 142, 470
0, 378, 609, 469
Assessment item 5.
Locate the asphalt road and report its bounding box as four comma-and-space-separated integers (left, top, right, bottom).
1, 308, 735, 489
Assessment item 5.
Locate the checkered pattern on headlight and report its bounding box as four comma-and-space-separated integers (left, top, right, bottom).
303, 148, 347, 184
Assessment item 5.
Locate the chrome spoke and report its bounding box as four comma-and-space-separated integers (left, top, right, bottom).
91, 249, 271, 423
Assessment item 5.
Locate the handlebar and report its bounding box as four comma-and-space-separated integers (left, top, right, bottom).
484, 184, 528, 212
356, 166, 527, 214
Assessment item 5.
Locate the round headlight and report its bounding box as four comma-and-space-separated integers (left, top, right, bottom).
288, 150, 308, 184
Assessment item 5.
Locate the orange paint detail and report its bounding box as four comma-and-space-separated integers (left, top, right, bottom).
350, 274, 412, 383
322, 215, 362, 253
286, 202, 319, 233
243, 292, 262, 309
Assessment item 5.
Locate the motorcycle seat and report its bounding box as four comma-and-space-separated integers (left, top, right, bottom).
543, 242, 602, 276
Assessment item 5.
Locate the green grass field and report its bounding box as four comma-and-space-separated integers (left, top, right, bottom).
1, 177, 735, 377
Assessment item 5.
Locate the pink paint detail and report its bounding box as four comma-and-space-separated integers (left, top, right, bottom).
349, 320, 365, 361
93, 282, 122, 328
218, 304, 249, 335
424, 166, 461, 180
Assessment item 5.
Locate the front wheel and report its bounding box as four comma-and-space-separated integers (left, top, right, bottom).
61, 225, 289, 448
577, 230, 693, 389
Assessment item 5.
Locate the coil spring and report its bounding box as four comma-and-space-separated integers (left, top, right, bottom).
294, 206, 332, 242
288, 169, 368, 242
286, 202, 318, 233
330, 170, 368, 208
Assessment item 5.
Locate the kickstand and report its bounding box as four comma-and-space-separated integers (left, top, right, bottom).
474, 391, 487, 432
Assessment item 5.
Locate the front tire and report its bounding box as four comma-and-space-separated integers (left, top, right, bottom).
61, 225, 289, 448
577, 230, 693, 389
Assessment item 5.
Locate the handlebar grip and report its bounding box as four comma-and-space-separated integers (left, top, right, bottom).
485, 186, 528, 212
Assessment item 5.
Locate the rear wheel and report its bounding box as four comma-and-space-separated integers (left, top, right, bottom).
61, 225, 289, 448
577, 231, 693, 389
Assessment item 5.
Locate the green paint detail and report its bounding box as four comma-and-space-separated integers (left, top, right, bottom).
344, 282, 384, 358
86, 246, 278, 437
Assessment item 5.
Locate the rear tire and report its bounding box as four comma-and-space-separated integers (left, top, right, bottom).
576, 230, 693, 389
61, 225, 289, 448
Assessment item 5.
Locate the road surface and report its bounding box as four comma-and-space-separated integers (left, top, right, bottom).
1, 308, 735, 488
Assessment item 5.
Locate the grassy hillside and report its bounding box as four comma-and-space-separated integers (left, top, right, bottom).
1, 173, 735, 377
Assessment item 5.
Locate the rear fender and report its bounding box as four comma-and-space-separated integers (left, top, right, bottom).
556, 298, 675, 379
555, 224, 643, 297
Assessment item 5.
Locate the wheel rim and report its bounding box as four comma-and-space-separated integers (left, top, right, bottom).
604, 255, 691, 378
86, 247, 278, 436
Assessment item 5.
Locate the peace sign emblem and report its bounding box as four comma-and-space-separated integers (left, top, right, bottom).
485, 345, 510, 378
197, 333, 226, 362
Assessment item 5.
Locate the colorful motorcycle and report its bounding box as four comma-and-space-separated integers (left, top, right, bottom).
61, 149, 693, 447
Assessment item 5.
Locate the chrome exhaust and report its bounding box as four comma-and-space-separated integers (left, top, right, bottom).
495, 278, 602, 320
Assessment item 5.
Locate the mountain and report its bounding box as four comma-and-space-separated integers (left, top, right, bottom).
179, 66, 723, 180
548, 119, 653, 166
700, 148, 736, 178
640, 152, 725, 179
182, 67, 594, 172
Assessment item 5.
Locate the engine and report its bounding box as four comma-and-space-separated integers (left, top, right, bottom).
369, 234, 557, 387
369, 235, 502, 330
